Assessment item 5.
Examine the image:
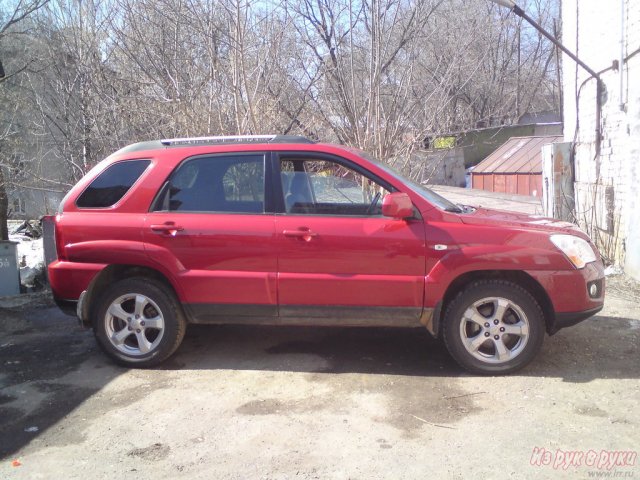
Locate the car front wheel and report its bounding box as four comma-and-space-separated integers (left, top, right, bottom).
93, 277, 186, 367
442, 280, 545, 375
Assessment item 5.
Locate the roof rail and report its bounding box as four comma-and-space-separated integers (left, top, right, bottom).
160, 135, 314, 146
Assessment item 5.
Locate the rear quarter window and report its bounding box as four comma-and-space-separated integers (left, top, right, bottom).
76, 160, 151, 208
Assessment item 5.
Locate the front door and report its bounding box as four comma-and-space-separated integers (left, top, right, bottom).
274, 154, 426, 325
144, 152, 277, 321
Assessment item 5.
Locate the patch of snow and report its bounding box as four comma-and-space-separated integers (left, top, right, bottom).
8, 234, 45, 287
604, 264, 624, 276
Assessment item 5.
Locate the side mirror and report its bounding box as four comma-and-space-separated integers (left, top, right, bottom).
381, 192, 413, 219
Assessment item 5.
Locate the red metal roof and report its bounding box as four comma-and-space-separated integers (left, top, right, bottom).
472, 135, 562, 174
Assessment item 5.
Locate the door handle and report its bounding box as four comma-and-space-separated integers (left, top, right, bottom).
150, 223, 184, 236
283, 229, 318, 241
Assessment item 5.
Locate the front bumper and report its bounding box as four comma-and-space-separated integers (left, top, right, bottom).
549, 305, 604, 335
527, 261, 605, 335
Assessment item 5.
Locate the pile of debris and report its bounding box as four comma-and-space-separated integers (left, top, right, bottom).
12, 220, 43, 239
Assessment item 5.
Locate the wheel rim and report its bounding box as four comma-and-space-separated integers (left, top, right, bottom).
104, 293, 165, 357
459, 296, 530, 364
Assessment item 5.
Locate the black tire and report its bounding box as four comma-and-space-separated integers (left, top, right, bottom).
92, 277, 186, 368
442, 279, 545, 375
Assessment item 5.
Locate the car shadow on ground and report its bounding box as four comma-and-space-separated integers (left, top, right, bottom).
164, 313, 640, 383
165, 324, 459, 376
1, 305, 637, 460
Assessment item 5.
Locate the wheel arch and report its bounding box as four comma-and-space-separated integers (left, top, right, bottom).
430, 270, 555, 338
80, 264, 185, 327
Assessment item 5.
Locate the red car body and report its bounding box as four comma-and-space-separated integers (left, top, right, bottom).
46, 137, 605, 371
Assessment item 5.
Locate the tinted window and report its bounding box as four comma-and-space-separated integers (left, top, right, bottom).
223, 161, 265, 203
76, 160, 150, 208
280, 159, 389, 216
157, 154, 265, 213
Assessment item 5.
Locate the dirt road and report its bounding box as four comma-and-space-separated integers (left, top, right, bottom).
1, 278, 639, 479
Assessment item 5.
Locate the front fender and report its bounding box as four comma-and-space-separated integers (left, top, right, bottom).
424, 244, 569, 308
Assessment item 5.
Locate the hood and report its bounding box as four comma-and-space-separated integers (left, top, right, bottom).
460, 207, 589, 239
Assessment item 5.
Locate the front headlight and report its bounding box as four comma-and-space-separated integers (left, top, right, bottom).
550, 234, 597, 269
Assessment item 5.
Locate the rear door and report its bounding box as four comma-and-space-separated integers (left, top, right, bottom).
144, 152, 277, 321
274, 153, 427, 325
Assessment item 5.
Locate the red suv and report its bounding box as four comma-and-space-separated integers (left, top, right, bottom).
47, 135, 605, 374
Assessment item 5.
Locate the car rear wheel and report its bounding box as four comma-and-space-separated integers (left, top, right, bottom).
93, 277, 186, 367
442, 280, 545, 375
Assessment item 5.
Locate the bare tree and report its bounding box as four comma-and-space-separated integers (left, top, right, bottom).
0, 0, 50, 240
0, 0, 560, 241
0, 0, 50, 82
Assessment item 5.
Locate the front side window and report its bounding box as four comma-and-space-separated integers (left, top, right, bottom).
280, 158, 390, 216
76, 159, 150, 208
155, 154, 265, 213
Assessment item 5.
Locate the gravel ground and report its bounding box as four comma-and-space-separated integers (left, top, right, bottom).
0, 278, 639, 480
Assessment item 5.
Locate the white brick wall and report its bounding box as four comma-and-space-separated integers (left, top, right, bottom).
562, 0, 640, 279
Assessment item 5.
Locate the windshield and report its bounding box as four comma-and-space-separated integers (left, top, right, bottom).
349, 148, 462, 212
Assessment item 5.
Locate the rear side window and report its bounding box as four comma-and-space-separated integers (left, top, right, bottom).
153, 154, 265, 213
76, 160, 150, 208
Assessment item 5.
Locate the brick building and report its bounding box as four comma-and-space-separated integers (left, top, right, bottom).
562, 0, 640, 279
